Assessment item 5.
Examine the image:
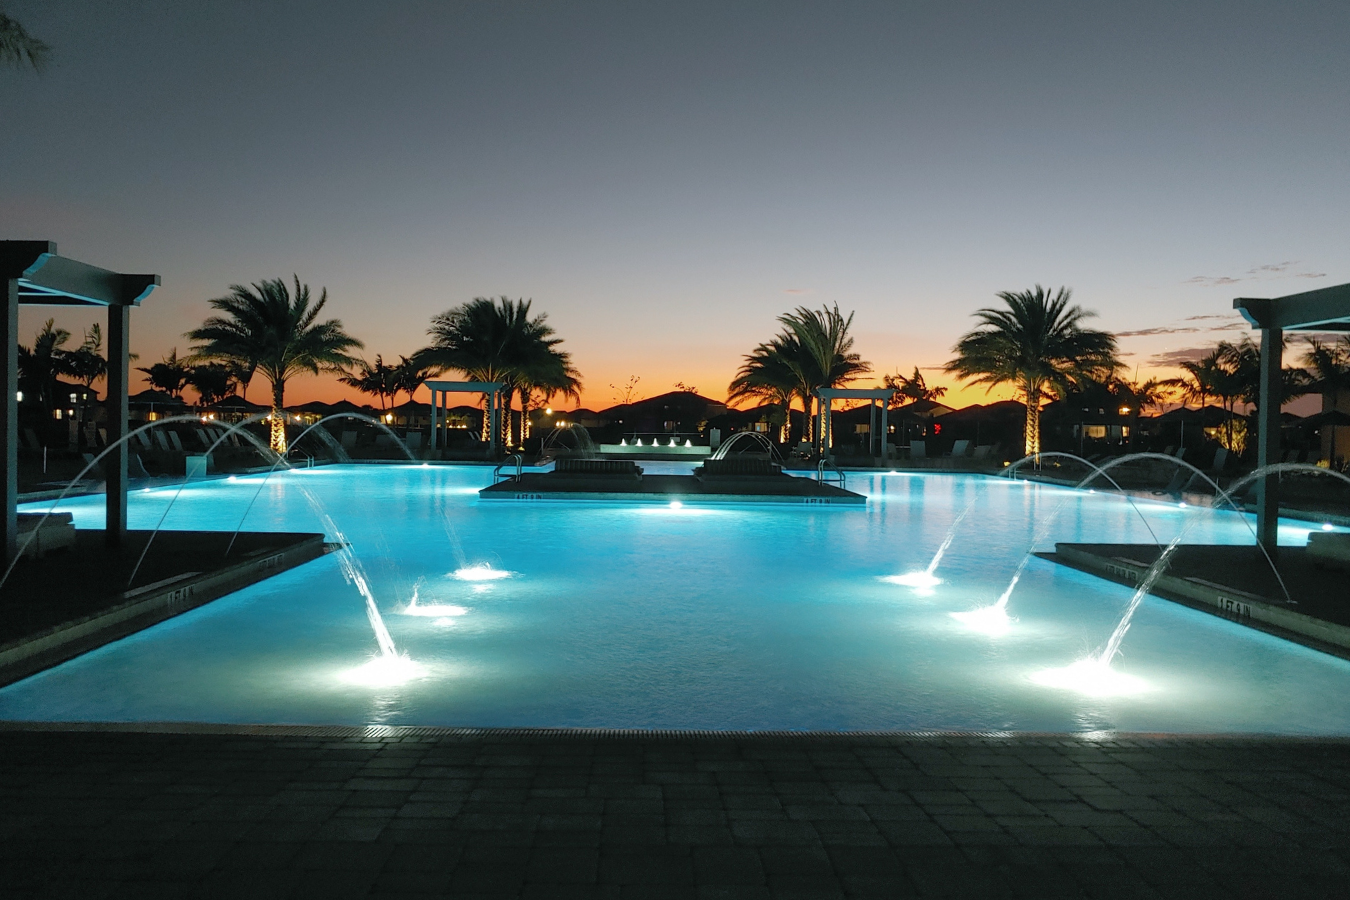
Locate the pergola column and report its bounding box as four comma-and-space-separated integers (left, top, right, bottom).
105, 304, 131, 545
2, 278, 17, 562
1254, 325, 1283, 553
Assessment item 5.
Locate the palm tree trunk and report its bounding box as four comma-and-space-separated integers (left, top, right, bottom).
270, 381, 288, 454
1024, 385, 1042, 457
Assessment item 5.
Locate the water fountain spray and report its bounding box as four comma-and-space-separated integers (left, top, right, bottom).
949, 452, 1165, 632
0, 414, 208, 593
1032, 463, 1350, 696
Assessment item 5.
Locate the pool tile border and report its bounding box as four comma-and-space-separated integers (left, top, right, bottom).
5, 719, 1350, 742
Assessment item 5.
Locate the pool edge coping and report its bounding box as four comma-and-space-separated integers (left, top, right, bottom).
5, 720, 1350, 742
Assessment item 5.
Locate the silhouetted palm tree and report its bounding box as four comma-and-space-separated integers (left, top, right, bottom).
137, 348, 192, 398
0, 12, 50, 71
187, 277, 363, 452
945, 286, 1118, 456
421, 297, 576, 447
184, 363, 239, 408
1305, 337, 1350, 463
392, 355, 439, 409
884, 367, 947, 407
728, 340, 800, 443
1112, 377, 1170, 451
64, 325, 107, 391
730, 305, 869, 448
340, 355, 400, 412
1304, 337, 1350, 411
18, 318, 74, 421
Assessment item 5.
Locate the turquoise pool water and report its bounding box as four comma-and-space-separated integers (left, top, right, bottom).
5, 464, 1350, 733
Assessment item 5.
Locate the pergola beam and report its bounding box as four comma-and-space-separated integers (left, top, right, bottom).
815, 388, 894, 464
1236, 284, 1350, 332
1234, 283, 1350, 555
2, 241, 159, 561
426, 380, 506, 456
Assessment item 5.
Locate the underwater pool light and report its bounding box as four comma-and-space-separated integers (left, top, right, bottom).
452, 563, 512, 582
881, 571, 942, 590
339, 653, 426, 687
1029, 657, 1151, 697
949, 604, 1013, 636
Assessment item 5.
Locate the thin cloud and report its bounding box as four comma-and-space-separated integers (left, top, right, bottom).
1115, 325, 1201, 337
783, 288, 809, 295
1184, 275, 1242, 287
1182, 314, 1229, 321
1148, 347, 1214, 367
1183, 260, 1327, 288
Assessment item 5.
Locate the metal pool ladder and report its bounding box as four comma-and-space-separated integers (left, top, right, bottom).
493, 454, 523, 484
817, 459, 845, 489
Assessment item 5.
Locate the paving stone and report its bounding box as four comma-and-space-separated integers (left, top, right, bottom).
1, 730, 1349, 897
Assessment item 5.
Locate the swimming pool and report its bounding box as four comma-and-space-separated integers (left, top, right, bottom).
5, 464, 1350, 733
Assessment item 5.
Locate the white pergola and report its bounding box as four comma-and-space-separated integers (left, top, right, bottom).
426, 380, 506, 455
2, 241, 159, 561
1235, 282, 1350, 552
815, 387, 894, 463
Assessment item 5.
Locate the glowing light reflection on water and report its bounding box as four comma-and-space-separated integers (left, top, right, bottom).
6, 466, 1350, 734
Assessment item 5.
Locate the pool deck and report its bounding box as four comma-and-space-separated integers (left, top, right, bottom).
479, 473, 867, 505
0, 531, 329, 687
1, 724, 1347, 898
1047, 543, 1350, 659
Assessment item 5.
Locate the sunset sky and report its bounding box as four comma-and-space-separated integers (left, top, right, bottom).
3, 1, 1346, 411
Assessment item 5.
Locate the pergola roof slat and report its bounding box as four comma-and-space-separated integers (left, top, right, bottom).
2, 241, 159, 307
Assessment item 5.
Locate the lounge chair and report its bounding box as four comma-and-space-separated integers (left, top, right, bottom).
340, 431, 358, 450
972, 445, 991, 460
909, 440, 926, 460
167, 431, 185, 452
950, 440, 971, 458
1308, 532, 1350, 573
404, 431, 423, 450
16, 512, 76, 559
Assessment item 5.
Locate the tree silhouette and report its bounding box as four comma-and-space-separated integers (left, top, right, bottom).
187, 277, 362, 453
946, 286, 1118, 456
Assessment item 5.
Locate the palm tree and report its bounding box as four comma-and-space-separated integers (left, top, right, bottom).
1214, 336, 1309, 454
64, 325, 107, 391
884, 367, 947, 406
137, 348, 192, 398
1304, 337, 1350, 410
1166, 351, 1223, 410
392, 354, 439, 409
945, 285, 1119, 456
0, 12, 50, 72
340, 355, 400, 412
782, 305, 871, 447
1112, 377, 1170, 451
420, 297, 573, 447
728, 339, 801, 444
185, 363, 240, 408
17, 319, 73, 418
186, 277, 363, 453
516, 348, 582, 443
1304, 337, 1350, 462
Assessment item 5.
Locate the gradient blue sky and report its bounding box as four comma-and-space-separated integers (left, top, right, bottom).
3, 0, 1346, 408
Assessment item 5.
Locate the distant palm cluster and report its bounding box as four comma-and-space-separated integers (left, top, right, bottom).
17, 275, 1350, 464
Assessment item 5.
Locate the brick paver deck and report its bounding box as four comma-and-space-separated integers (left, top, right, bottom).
2, 726, 1348, 898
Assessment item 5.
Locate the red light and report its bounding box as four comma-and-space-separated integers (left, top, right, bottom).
933, 423, 942, 435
